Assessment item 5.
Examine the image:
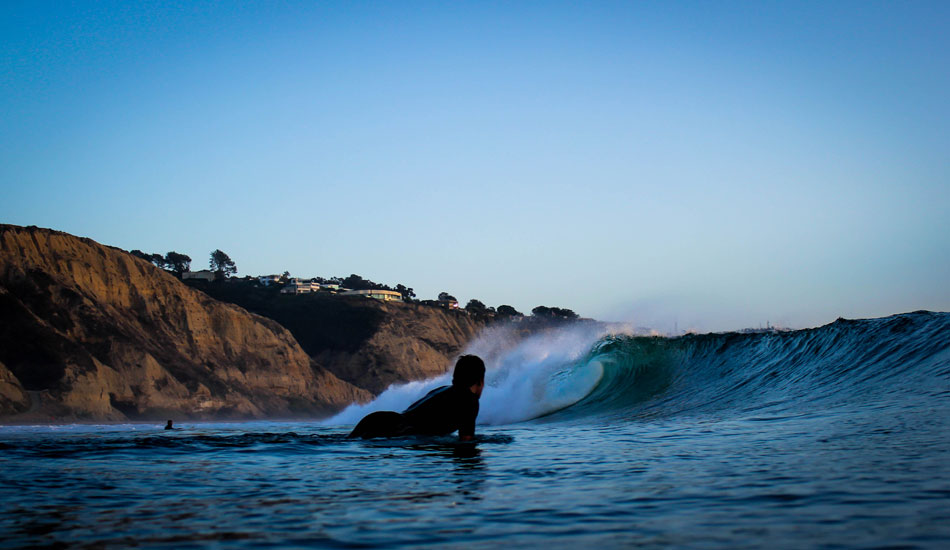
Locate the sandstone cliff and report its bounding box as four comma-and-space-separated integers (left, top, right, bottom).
0, 225, 369, 422
311, 300, 485, 394
184, 280, 487, 395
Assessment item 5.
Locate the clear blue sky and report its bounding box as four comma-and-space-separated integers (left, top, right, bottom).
2, 1, 948, 332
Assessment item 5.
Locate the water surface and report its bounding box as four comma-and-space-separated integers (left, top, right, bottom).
2, 312, 948, 548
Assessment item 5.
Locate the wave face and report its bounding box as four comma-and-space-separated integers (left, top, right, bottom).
329, 311, 950, 427
558, 311, 950, 423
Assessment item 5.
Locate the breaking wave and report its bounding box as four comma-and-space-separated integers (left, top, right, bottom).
328, 311, 950, 428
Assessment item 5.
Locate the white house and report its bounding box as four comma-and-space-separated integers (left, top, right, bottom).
280, 278, 320, 294
341, 289, 403, 302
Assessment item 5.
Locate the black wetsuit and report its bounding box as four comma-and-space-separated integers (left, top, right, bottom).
348, 385, 479, 439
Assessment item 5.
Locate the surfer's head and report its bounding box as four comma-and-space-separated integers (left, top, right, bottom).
452, 355, 486, 397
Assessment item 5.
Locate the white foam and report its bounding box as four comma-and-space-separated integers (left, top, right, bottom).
474, 324, 607, 425
324, 322, 619, 427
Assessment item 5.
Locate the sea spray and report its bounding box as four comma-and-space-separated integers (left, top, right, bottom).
325, 321, 618, 426
473, 323, 611, 424
322, 377, 449, 426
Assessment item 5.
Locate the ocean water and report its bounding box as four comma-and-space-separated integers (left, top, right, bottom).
2, 311, 949, 549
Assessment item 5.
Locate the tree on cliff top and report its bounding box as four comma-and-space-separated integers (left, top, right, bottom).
130, 249, 165, 268
395, 284, 416, 301
465, 299, 488, 313
131, 249, 191, 275
465, 299, 495, 321
496, 304, 523, 318
531, 305, 579, 320
341, 274, 374, 290
210, 249, 237, 278
164, 252, 191, 274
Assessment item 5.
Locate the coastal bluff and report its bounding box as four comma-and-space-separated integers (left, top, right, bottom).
184, 280, 487, 395
0, 224, 372, 421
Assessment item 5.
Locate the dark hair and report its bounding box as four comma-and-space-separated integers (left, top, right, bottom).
452, 355, 485, 387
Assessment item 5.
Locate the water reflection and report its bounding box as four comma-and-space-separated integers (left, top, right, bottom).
405, 441, 487, 501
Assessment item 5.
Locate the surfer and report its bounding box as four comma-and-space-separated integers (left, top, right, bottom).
164, 420, 174, 430
348, 355, 486, 441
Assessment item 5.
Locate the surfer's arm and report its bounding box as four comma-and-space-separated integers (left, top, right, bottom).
458, 401, 478, 441
458, 428, 475, 441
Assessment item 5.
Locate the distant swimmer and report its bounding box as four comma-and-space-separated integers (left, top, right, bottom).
349, 355, 486, 441
164, 420, 174, 430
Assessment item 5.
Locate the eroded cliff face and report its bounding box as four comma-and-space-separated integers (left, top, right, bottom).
312, 301, 485, 394
183, 278, 487, 396
0, 225, 369, 421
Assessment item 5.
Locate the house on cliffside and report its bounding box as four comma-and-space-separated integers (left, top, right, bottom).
182, 270, 215, 281
340, 289, 402, 302
281, 278, 319, 294
280, 279, 344, 295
